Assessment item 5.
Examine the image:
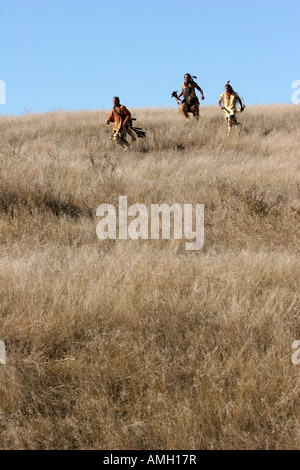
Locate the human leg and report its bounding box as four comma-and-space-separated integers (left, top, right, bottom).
111, 128, 130, 149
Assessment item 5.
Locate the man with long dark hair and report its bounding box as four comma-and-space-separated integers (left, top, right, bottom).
219, 81, 244, 135
176, 74, 205, 120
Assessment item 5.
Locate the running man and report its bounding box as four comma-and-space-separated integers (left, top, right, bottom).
219, 81, 244, 135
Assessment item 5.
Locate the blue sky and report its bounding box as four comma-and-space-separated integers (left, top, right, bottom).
0, 0, 299, 115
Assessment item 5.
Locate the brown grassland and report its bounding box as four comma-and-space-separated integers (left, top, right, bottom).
0, 104, 299, 449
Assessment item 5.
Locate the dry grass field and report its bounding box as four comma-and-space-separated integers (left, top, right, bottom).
0, 104, 299, 449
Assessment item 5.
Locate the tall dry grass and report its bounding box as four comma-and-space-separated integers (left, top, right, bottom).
0, 104, 299, 449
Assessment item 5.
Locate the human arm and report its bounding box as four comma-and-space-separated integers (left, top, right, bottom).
194, 82, 205, 100
218, 97, 224, 111
234, 92, 244, 112
238, 97, 244, 112
178, 83, 185, 99
106, 110, 114, 124
121, 106, 132, 126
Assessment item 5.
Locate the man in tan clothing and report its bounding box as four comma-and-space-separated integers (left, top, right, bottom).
219, 81, 244, 135
175, 74, 205, 120
106, 97, 136, 150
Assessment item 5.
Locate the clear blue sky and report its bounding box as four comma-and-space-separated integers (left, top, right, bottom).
1, 0, 299, 115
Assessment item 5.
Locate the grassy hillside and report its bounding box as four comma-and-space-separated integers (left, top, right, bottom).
0, 104, 299, 449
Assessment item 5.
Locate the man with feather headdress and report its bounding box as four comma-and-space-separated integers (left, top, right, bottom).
174, 74, 205, 120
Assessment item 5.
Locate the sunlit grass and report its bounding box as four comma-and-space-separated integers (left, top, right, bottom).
0, 105, 299, 449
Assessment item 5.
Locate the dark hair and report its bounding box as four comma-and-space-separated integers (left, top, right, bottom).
184, 73, 193, 82
113, 96, 120, 102
225, 81, 242, 103
225, 81, 233, 93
